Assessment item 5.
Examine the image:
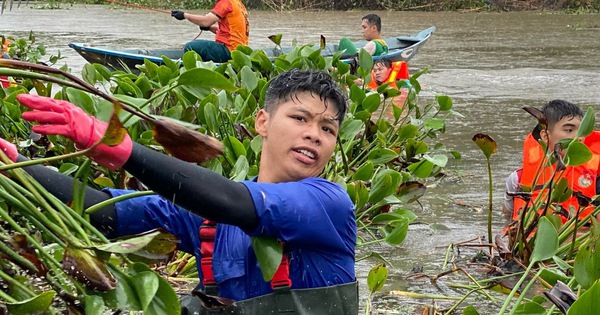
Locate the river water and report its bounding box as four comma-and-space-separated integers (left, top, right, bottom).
2, 5, 600, 313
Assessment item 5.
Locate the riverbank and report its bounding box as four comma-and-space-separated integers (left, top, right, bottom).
55, 0, 600, 12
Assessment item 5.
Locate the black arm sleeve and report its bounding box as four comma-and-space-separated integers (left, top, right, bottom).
123, 143, 259, 231
16, 155, 118, 237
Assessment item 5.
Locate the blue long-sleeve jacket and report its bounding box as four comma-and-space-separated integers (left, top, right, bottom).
107, 177, 356, 301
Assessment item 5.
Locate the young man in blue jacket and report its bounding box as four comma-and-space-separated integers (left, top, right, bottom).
2, 69, 358, 313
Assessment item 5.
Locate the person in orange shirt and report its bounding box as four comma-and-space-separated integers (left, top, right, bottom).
171, 0, 249, 63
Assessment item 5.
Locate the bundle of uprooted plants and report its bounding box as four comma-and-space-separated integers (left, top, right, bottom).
0, 57, 233, 314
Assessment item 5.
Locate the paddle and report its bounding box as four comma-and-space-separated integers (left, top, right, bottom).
104, 0, 170, 14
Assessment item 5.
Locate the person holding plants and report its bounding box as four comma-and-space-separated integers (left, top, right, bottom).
0, 69, 358, 314
170, 0, 249, 63
502, 99, 600, 223
338, 14, 388, 57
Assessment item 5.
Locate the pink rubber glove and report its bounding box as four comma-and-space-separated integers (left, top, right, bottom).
17, 94, 132, 171
0, 138, 18, 162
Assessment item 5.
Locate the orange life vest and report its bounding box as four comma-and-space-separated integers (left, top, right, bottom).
1, 39, 11, 89
366, 61, 409, 90
513, 132, 600, 221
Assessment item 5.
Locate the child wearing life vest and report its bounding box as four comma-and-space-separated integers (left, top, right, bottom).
503, 100, 600, 223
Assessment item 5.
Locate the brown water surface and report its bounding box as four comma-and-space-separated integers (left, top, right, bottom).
2, 5, 600, 313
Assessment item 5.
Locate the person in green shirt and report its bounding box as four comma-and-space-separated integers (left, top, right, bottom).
339, 13, 388, 56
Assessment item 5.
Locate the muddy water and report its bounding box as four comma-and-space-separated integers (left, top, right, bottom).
2, 5, 600, 313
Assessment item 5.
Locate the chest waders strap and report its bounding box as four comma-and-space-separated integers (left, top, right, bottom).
183, 221, 296, 314
199, 220, 218, 295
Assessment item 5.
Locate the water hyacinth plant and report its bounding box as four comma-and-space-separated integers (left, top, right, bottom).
0, 34, 457, 312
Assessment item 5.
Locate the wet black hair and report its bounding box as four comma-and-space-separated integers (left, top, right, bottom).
264, 69, 347, 124
542, 99, 583, 130
373, 58, 392, 69
362, 13, 382, 33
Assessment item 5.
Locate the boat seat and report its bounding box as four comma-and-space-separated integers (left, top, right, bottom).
396, 37, 419, 43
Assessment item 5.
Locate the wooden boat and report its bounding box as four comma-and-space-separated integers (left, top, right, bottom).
68, 26, 435, 72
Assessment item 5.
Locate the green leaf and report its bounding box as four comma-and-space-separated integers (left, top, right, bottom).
407, 159, 434, 178
354, 181, 369, 211
368, 173, 393, 203
95, 230, 167, 255
531, 217, 558, 263
250, 135, 262, 154
230, 155, 249, 181
251, 237, 283, 282
227, 136, 247, 159
130, 271, 160, 311
424, 154, 448, 167
6, 291, 56, 315
164, 105, 183, 119
397, 181, 426, 203
577, 106, 595, 138
398, 124, 419, 140
182, 50, 198, 70
268, 34, 282, 45
339, 119, 363, 141
102, 266, 141, 310
424, 118, 446, 131
462, 305, 481, 315
93, 176, 115, 189
84, 295, 106, 315
362, 93, 382, 113
565, 141, 592, 166
574, 234, 600, 289
352, 161, 374, 181
366, 263, 387, 293
58, 163, 78, 176
552, 256, 573, 272
349, 84, 366, 106
367, 148, 398, 165
567, 279, 600, 315
130, 263, 180, 315
550, 178, 572, 203
383, 217, 410, 245
371, 210, 416, 224
82, 63, 97, 85
156, 65, 173, 86
357, 49, 373, 77
240, 66, 258, 91
230, 50, 253, 69
203, 103, 218, 133
436, 95, 453, 111
512, 302, 546, 314
177, 68, 238, 92
539, 268, 569, 286
66, 87, 95, 114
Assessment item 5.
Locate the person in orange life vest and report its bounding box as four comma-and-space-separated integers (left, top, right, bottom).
0, 69, 357, 314
502, 100, 600, 222
171, 0, 249, 63
338, 13, 388, 57
1, 38, 12, 89
355, 58, 410, 111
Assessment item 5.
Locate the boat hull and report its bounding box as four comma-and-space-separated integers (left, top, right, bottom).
69, 26, 435, 72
